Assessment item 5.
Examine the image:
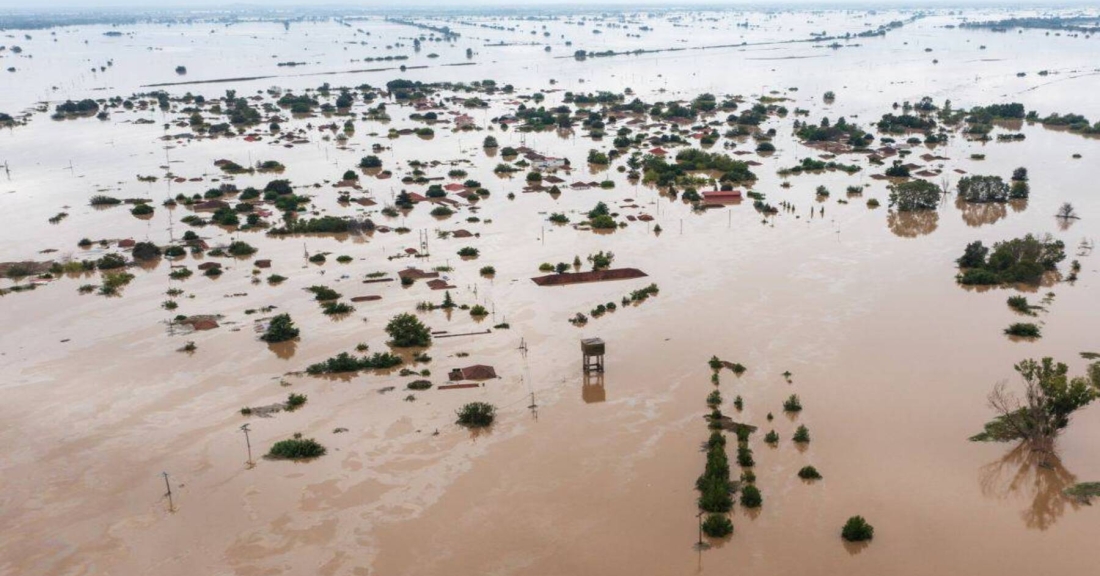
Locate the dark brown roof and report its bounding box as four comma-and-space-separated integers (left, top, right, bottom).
449, 365, 497, 381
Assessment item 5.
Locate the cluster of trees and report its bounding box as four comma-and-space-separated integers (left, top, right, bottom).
966, 102, 1025, 124
643, 149, 756, 187
53, 99, 99, 118
277, 93, 319, 114
305, 351, 403, 375
876, 112, 936, 133
586, 202, 616, 229
888, 179, 942, 211
697, 430, 735, 535
1030, 111, 1100, 134
956, 234, 1066, 285
268, 216, 366, 235
226, 98, 261, 125
784, 157, 861, 175
794, 116, 870, 146
957, 172, 1029, 203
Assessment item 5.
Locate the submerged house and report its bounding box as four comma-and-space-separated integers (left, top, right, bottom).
449, 365, 498, 381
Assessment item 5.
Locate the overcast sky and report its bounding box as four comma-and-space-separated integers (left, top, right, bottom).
0, 0, 1075, 10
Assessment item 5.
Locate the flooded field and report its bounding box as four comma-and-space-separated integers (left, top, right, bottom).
1, 6, 1099, 576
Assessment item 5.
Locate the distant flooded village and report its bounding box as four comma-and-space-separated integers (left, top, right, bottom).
1, 2, 1099, 575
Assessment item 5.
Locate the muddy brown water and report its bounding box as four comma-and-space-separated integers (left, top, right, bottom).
2, 9, 1099, 576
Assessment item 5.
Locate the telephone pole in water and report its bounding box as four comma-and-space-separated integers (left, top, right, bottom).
240, 423, 254, 468
162, 471, 175, 512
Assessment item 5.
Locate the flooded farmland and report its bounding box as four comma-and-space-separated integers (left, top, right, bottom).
1, 5, 1099, 576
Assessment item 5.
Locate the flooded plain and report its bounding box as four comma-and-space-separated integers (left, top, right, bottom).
1, 7, 1099, 576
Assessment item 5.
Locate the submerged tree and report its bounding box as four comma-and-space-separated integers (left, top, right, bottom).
261, 314, 299, 343
972, 358, 1099, 456
386, 313, 431, 347
1056, 202, 1078, 220
888, 179, 941, 211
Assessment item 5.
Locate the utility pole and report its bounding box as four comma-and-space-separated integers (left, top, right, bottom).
162, 471, 175, 512
695, 510, 706, 550
240, 423, 254, 468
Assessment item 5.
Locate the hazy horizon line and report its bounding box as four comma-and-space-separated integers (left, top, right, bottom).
0, 0, 1096, 14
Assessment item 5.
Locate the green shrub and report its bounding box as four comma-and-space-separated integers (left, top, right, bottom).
322, 301, 354, 315
470, 305, 488, 317
261, 313, 299, 342
798, 465, 822, 480
308, 285, 341, 301
130, 203, 154, 216
227, 241, 257, 256
764, 430, 779, 444
736, 444, 754, 467
267, 436, 326, 459
132, 242, 161, 260
479, 266, 496, 277
706, 390, 722, 407
285, 393, 307, 410
698, 476, 734, 512
740, 484, 762, 508
96, 253, 128, 270
457, 246, 479, 258
783, 394, 802, 412
407, 380, 432, 391
702, 514, 733, 537
90, 195, 122, 206
841, 516, 874, 542
1005, 323, 1041, 338
1007, 295, 1033, 314
456, 402, 496, 427
707, 431, 726, 449
99, 271, 135, 295
793, 425, 811, 443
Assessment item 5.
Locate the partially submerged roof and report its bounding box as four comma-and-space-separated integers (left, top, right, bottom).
449, 365, 498, 381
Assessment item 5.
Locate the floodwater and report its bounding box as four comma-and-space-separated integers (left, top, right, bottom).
2, 8, 1099, 576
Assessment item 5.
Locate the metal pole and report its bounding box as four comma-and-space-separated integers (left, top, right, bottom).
241, 423, 254, 468
697, 511, 703, 547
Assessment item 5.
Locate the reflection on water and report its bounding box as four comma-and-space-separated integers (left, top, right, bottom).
843, 539, 871, 556
978, 443, 1082, 531
582, 371, 605, 404
887, 209, 939, 238
956, 197, 1007, 227
267, 339, 297, 360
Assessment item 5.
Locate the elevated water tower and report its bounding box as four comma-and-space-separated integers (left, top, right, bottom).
581, 338, 605, 373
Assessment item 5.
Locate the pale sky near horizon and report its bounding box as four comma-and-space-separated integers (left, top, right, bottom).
0, 0, 1071, 9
